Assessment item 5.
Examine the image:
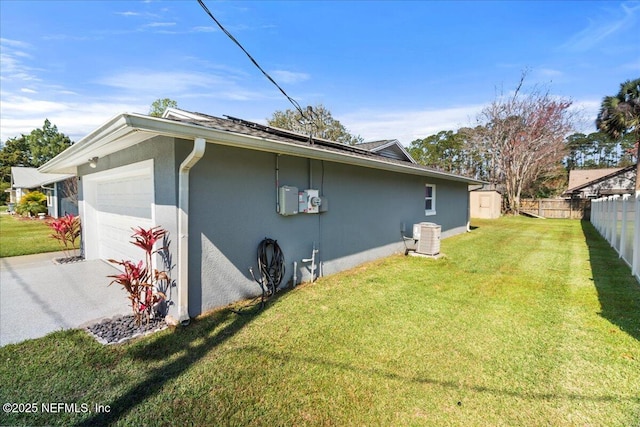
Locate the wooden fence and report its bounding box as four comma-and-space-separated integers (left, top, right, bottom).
520, 198, 591, 219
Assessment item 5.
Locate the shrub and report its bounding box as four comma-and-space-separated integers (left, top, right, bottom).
108, 226, 171, 326
16, 191, 48, 217
48, 214, 81, 258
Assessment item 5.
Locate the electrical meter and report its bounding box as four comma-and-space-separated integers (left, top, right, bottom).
299, 189, 321, 214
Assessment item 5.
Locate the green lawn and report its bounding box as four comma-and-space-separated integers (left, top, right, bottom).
0, 213, 66, 257
1, 217, 639, 426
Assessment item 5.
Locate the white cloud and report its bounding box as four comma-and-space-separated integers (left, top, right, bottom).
191, 26, 217, 33
144, 22, 176, 28
569, 99, 602, 134
96, 70, 221, 94
0, 94, 148, 142
342, 105, 486, 145
270, 70, 310, 84
341, 98, 604, 146
116, 11, 141, 17
0, 39, 39, 82
0, 38, 31, 49
0, 66, 278, 142
561, 2, 639, 52
95, 69, 274, 102
538, 68, 563, 78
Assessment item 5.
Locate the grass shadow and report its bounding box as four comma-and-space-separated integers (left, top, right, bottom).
79, 287, 293, 426
581, 220, 640, 342
240, 346, 640, 405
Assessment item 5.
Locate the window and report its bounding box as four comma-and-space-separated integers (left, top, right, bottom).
425, 184, 436, 216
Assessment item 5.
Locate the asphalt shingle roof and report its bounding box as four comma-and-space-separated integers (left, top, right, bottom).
164, 111, 475, 180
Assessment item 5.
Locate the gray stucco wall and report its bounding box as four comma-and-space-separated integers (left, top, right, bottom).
187, 143, 470, 317
77, 136, 470, 319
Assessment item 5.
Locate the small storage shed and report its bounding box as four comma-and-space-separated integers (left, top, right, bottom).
470, 190, 501, 219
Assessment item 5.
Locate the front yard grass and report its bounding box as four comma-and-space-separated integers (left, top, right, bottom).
0, 213, 66, 257
0, 217, 639, 426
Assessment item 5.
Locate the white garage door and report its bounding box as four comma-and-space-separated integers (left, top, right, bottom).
83, 160, 155, 262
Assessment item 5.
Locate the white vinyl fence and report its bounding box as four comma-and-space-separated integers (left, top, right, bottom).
591, 194, 640, 282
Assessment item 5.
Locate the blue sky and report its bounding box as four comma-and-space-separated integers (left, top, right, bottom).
1, 1, 639, 145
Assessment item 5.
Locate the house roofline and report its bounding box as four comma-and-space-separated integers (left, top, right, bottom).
40, 113, 484, 185
370, 139, 417, 164
563, 165, 636, 194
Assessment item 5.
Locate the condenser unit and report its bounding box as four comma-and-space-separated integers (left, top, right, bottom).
413, 222, 441, 256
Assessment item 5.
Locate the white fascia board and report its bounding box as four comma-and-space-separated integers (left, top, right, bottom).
162, 108, 212, 121
39, 114, 148, 174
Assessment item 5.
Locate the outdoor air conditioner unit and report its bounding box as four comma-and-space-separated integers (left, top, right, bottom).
413, 222, 441, 256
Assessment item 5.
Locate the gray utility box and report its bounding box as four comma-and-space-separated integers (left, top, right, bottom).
278, 186, 299, 216
413, 222, 441, 256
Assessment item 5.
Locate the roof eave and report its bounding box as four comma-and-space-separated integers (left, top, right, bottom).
40, 113, 484, 185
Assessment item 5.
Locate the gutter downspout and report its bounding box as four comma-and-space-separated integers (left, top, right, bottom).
177, 137, 206, 325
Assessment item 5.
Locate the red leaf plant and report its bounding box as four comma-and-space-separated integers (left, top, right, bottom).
108, 226, 171, 326
47, 214, 81, 259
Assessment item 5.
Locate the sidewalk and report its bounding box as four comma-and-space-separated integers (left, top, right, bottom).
0, 252, 129, 346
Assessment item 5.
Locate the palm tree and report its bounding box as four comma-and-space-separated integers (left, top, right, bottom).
596, 78, 640, 193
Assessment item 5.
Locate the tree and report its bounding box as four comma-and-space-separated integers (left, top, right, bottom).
267, 104, 363, 145
408, 130, 465, 173
596, 78, 640, 193
564, 131, 635, 170
477, 75, 574, 214
27, 119, 72, 166
0, 135, 32, 183
149, 98, 178, 117
0, 120, 72, 184
408, 129, 489, 179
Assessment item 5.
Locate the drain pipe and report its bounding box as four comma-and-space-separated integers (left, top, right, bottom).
177, 137, 206, 325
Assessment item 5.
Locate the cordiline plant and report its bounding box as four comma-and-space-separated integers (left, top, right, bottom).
48, 214, 81, 258
108, 226, 172, 326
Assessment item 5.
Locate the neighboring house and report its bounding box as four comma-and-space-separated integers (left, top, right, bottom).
354, 139, 416, 163
9, 167, 78, 217
563, 166, 635, 198
40, 108, 483, 322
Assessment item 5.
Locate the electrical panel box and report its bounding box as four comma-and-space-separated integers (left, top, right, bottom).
278, 186, 299, 216
299, 189, 322, 214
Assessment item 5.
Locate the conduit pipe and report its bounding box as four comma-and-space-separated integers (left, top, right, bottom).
177, 137, 206, 324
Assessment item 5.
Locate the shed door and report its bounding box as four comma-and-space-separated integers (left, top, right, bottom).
82, 160, 154, 262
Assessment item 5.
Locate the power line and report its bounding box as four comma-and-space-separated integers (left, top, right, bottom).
197, 0, 308, 121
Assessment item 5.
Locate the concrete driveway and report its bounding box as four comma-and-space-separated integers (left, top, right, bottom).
0, 252, 130, 346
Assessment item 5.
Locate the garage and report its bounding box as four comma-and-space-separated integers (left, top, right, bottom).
82, 160, 155, 262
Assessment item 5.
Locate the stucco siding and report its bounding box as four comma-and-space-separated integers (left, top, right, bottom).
187, 144, 470, 316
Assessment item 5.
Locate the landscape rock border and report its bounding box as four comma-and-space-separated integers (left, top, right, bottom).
85, 314, 168, 345
53, 255, 85, 265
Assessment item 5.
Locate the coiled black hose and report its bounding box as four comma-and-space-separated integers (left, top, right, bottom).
234, 238, 285, 314
254, 238, 285, 297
